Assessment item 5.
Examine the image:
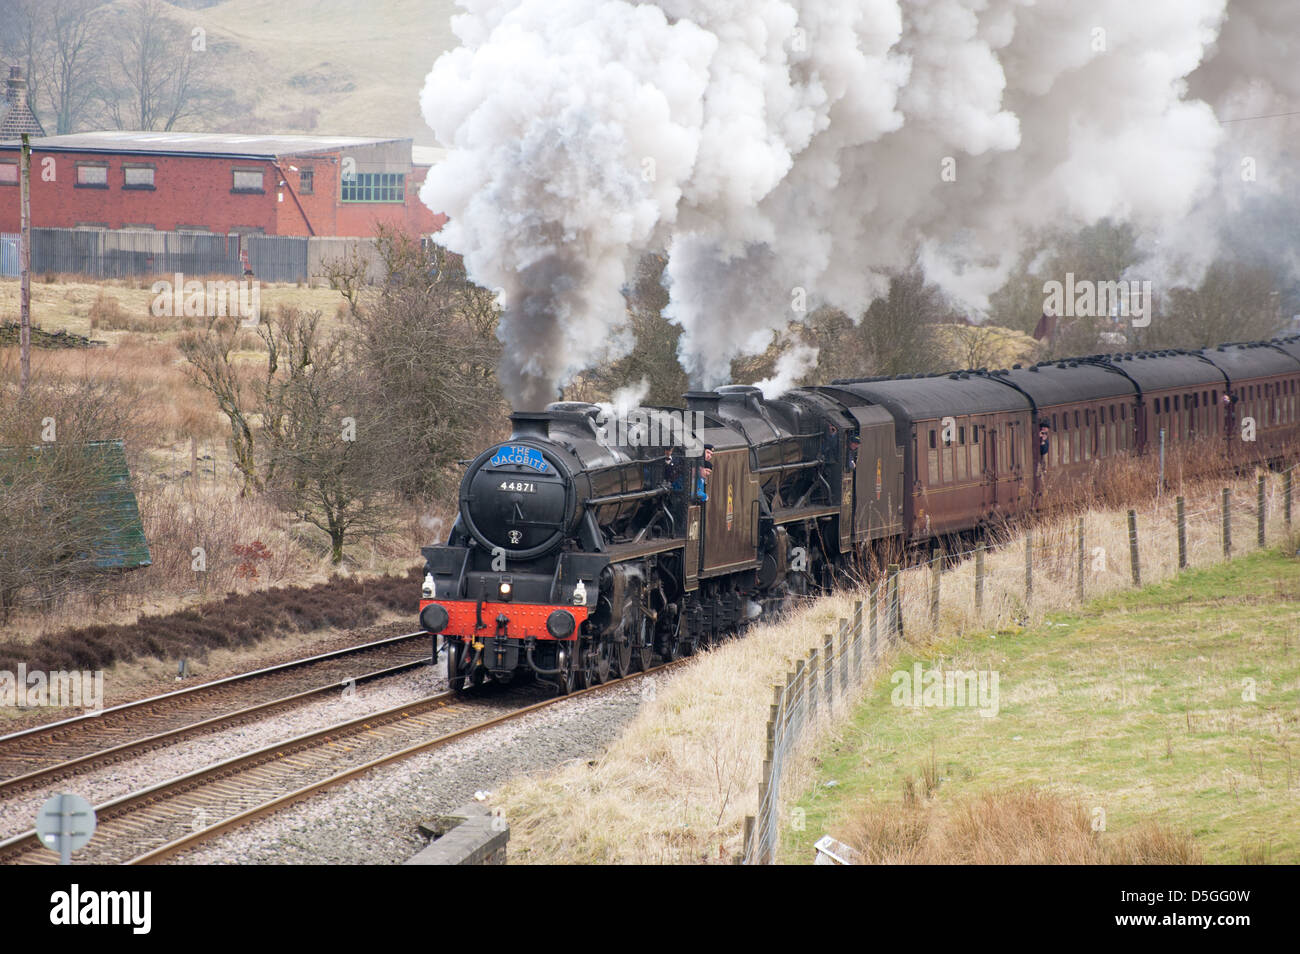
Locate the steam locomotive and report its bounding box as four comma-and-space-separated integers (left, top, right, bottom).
418, 336, 1300, 692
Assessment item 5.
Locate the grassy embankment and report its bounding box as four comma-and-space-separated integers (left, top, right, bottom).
784, 549, 1300, 863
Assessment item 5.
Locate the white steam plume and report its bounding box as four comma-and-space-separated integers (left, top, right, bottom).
753, 342, 820, 400
421, 0, 1294, 407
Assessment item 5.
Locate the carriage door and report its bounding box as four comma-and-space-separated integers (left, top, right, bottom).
983, 422, 998, 509
684, 504, 700, 591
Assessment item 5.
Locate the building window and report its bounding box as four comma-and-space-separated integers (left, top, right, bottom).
232, 168, 265, 193
176, 225, 210, 233
74, 222, 108, 229
340, 171, 405, 203
76, 162, 109, 188
0, 163, 16, 185
299, 168, 314, 195
123, 163, 155, 189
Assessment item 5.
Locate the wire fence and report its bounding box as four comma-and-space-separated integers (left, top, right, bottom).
742, 464, 1299, 864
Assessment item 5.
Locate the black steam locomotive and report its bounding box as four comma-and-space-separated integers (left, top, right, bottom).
419, 336, 1300, 692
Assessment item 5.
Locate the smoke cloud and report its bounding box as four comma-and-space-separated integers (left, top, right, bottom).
420, 0, 1296, 408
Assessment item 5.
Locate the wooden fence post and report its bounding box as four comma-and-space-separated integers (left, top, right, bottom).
824, 637, 834, 710
793, 660, 806, 739
975, 542, 985, 615
1222, 487, 1232, 558
1076, 519, 1086, 600
887, 564, 902, 642
1176, 496, 1187, 570
852, 600, 863, 679
1285, 470, 1292, 529
1257, 473, 1266, 549
930, 551, 941, 626
807, 648, 819, 719
1127, 509, 1141, 586
1025, 529, 1033, 602
838, 618, 849, 696
869, 585, 879, 659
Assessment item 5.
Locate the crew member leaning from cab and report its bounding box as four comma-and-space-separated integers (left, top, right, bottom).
1038, 420, 1051, 468
695, 443, 714, 502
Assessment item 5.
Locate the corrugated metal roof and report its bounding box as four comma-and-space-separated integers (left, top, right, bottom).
0, 130, 406, 159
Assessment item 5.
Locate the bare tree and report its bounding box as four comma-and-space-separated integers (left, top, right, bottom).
98, 0, 216, 131
258, 309, 405, 564
1157, 262, 1284, 348
44, 0, 103, 134
0, 0, 50, 119
178, 317, 264, 494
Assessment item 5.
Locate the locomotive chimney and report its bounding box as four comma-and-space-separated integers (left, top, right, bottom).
509, 411, 550, 439
683, 391, 721, 415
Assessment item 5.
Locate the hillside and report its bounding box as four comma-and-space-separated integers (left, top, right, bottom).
96, 0, 460, 142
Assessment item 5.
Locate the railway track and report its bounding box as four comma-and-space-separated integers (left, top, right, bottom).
0, 661, 678, 865
0, 631, 433, 794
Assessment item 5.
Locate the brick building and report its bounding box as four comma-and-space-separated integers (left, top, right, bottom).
0, 129, 446, 237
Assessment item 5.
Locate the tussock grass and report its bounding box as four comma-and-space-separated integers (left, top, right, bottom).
842, 787, 1201, 864
497, 467, 1300, 864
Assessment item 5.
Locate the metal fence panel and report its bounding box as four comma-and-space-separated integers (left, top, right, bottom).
0, 233, 17, 277
7, 229, 386, 283
247, 234, 309, 283
163, 231, 242, 278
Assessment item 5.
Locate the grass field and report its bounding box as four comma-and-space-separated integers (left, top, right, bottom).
782, 550, 1300, 864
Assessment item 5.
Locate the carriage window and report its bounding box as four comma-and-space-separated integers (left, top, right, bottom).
927, 431, 938, 484
972, 426, 979, 443
1174, 396, 1179, 412
929, 429, 936, 449
1074, 410, 1080, 428
958, 426, 965, 444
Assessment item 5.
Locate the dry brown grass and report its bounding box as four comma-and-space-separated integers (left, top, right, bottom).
841, 787, 1201, 864
0, 276, 345, 347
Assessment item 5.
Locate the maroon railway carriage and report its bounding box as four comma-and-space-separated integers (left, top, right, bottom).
1199, 342, 1300, 465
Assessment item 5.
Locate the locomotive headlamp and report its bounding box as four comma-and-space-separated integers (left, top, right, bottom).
498, 577, 513, 601
419, 603, 449, 635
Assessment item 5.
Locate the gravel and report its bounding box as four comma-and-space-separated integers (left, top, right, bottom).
167, 680, 650, 865
0, 663, 448, 842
